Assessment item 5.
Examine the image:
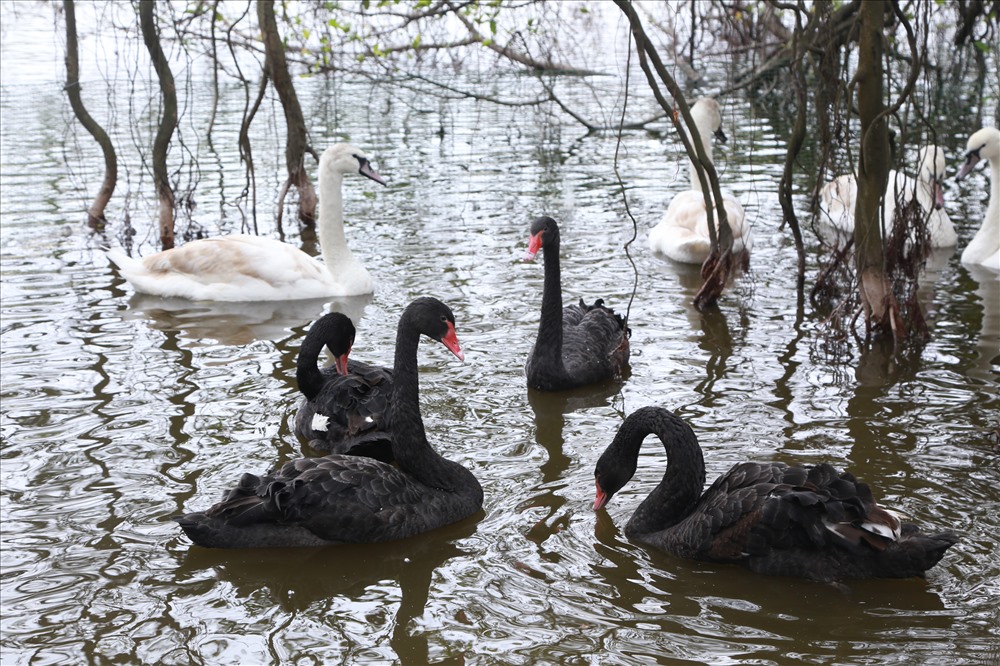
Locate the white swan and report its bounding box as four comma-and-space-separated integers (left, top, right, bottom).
107, 143, 385, 301
648, 97, 751, 265
819, 145, 956, 247
956, 127, 1000, 272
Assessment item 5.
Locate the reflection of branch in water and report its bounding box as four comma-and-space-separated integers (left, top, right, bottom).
123, 293, 373, 345
693, 306, 733, 404
771, 285, 807, 442
175, 517, 478, 663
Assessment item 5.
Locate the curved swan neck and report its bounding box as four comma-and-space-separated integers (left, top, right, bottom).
620, 409, 707, 537
296, 333, 326, 401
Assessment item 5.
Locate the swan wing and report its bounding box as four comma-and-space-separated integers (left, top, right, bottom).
202, 455, 426, 544
650, 190, 749, 263
819, 174, 858, 232
674, 461, 789, 560
115, 235, 337, 301
560, 299, 630, 383
294, 361, 394, 458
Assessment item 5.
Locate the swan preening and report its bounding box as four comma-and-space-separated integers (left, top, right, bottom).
294, 311, 395, 461
594, 406, 959, 581
648, 97, 752, 264
175, 297, 481, 548
108, 144, 385, 302
819, 145, 957, 247
524, 216, 631, 392
956, 127, 1000, 271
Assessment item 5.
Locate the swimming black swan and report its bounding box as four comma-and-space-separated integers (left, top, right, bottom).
293, 312, 394, 461
593, 406, 958, 581
175, 297, 483, 548
107, 143, 385, 301
524, 216, 630, 392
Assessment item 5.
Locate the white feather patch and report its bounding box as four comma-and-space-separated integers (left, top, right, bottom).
861, 521, 901, 541
311, 413, 330, 432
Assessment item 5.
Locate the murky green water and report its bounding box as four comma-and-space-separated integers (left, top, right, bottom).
2, 11, 999, 666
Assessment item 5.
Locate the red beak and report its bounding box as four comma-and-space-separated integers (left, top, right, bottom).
334, 350, 350, 376
932, 179, 945, 210
441, 321, 464, 361
524, 230, 544, 261
593, 480, 610, 511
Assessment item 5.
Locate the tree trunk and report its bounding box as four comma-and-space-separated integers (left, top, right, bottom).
854, 0, 902, 339
63, 0, 117, 230
257, 0, 317, 227
139, 0, 177, 250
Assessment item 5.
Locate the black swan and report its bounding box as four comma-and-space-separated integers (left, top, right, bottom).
175, 297, 483, 548
524, 216, 630, 392
293, 312, 394, 461
593, 406, 958, 581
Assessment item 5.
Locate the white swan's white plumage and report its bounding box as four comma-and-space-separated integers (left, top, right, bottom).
648, 97, 751, 265
107, 143, 385, 301
956, 127, 1000, 272
819, 145, 956, 247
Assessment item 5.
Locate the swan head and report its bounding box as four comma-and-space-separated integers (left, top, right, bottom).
593, 450, 635, 512
524, 215, 558, 261
404, 296, 464, 361
312, 311, 356, 375
320, 143, 386, 186
917, 145, 947, 210
690, 97, 726, 146
957, 127, 1000, 181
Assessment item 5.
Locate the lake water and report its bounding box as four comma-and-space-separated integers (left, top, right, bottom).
2, 7, 999, 665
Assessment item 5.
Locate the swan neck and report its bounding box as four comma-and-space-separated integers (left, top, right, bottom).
317, 170, 354, 271
988, 157, 1000, 227
389, 321, 474, 494
624, 411, 706, 537
295, 332, 325, 401
963, 154, 1000, 264
536, 235, 564, 365
688, 122, 714, 191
